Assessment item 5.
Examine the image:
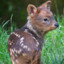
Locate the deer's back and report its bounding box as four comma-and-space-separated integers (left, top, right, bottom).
7, 29, 41, 62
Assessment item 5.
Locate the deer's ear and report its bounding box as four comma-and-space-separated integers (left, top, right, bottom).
27, 4, 37, 16
42, 1, 51, 10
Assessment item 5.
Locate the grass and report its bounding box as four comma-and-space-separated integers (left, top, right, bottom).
0, 15, 64, 64
0, 27, 11, 64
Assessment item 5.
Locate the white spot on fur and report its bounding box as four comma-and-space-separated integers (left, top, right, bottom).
17, 49, 22, 54
15, 49, 18, 53
12, 61, 15, 64
11, 32, 20, 38
21, 43, 24, 47
24, 29, 28, 33
10, 49, 15, 55
26, 21, 40, 37
15, 54, 18, 57
27, 16, 30, 20
31, 13, 33, 16
20, 39, 31, 51
21, 43, 31, 51
13, 48, 18, 54
23, 53, 27, 56
33, 37, 35, 40
16, 60, 19, 63
23, 45, 28, 49
8, 40, 13, 45
34, 9, 37, 13
33, 37, 39, 47
10, 48, 22, 55
9, 43, 12, 45
36, 41, 39, 47
28, 32, 32, 36
14, 48, 15, 52
10, 49, 13, 55
27, 48, 31, 51
20, 37, 24, 44
24, 29, 33, 36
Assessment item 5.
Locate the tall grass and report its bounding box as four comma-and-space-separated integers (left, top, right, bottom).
0, 27, 11, 64
0, 14, 17, 64
54, 0, 60, 21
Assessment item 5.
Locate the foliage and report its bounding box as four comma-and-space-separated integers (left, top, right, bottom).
0, 27, 11, 64
0, 15, 17, 64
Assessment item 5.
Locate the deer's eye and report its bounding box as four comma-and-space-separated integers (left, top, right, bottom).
44, 18, 48, 22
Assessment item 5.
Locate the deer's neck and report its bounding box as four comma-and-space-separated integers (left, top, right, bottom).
21, 20, 45, 47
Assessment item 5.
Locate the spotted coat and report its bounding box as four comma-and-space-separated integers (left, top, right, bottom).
7, 1, 58, 64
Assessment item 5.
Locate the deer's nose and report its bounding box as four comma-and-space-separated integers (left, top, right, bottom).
54, 23, 59, 27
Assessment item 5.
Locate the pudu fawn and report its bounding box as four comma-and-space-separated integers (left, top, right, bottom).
7, 1, 59, 64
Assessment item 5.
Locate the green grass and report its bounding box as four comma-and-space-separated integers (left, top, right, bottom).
0, 15, 64, 64
0, 27, 11, 64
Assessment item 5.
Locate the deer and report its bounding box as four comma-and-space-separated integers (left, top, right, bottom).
7, 1, 59, 64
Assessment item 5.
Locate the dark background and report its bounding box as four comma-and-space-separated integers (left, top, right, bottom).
0, 0, 64, 28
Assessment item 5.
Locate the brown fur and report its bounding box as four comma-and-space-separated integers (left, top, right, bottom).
7, 1, 59, 64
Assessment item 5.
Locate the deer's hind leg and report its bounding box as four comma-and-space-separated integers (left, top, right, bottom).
10, 54, 31, 64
